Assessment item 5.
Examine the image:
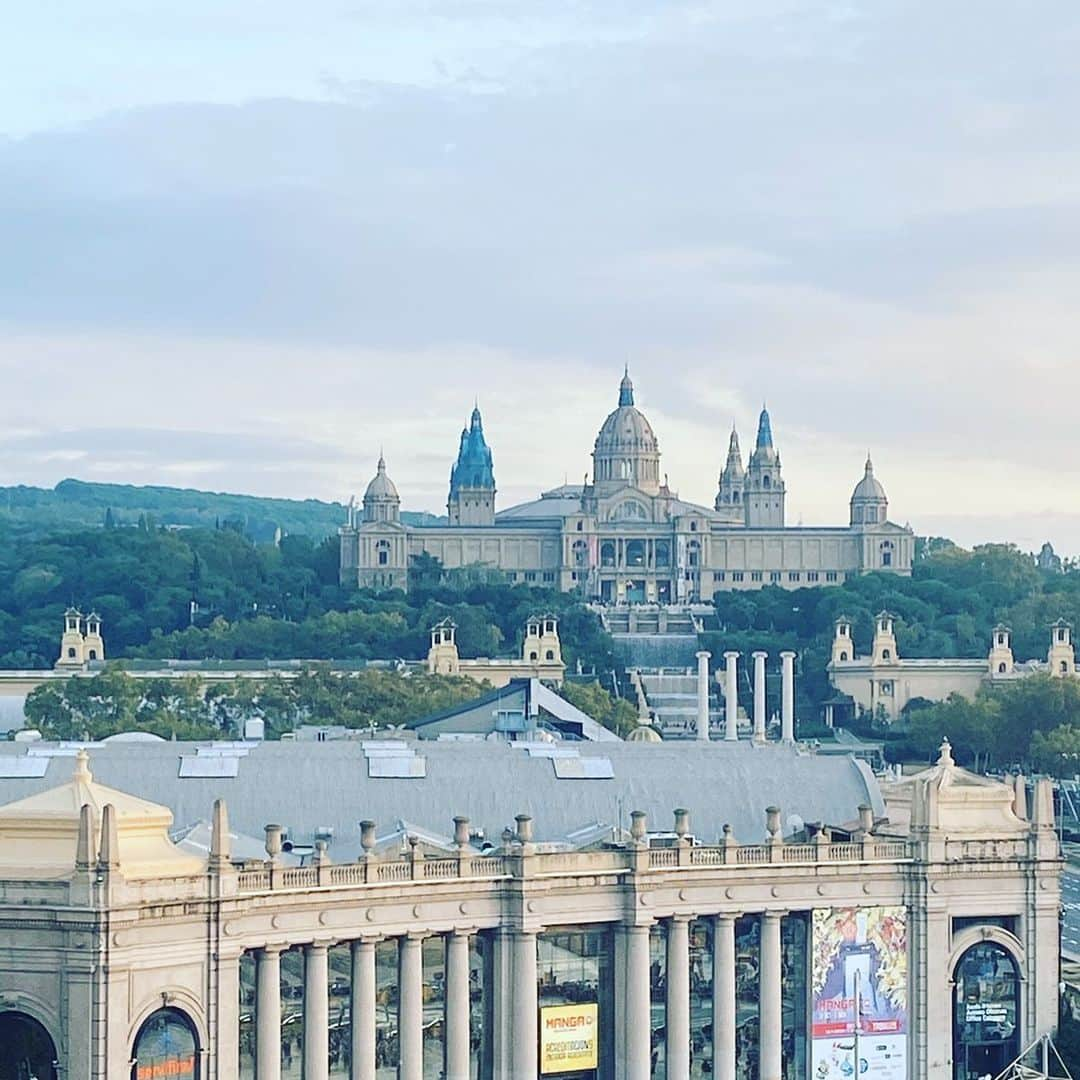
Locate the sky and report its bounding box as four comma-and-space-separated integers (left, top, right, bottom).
2, 1, 1080, 553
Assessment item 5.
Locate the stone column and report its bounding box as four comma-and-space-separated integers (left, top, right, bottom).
512, 931, 539, 1077
666, 916, 692, 1080
350, 939, 377, 1080
724, 651, 739, 741
304, 943, 330, 1080
696, 650, 711, 741
713, 916, 737, 1080
255, 946, 283, 1080
399, 934, 425, 1080
624, 925, 653, 1080
445, 930, 472, 1080
759, 913, 783, 1080
752, 651, 767, 743
780, 651, 796, 743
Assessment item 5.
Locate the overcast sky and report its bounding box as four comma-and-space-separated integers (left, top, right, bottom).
3, 2, 1079, 552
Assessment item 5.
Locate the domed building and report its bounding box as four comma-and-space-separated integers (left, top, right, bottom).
340, 373, 914, 601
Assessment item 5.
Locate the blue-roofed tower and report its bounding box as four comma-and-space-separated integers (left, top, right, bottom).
744, 405, 786, 526
448, 404, 497, 526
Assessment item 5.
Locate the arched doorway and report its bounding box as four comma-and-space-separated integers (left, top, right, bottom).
952, 942, 1021, 1079
0, 1010, 58, 1080
131, 1007, 199, 1080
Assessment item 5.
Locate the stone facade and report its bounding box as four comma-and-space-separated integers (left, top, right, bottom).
340, 373, 915, 600
0, 743, 1063, 1080
829, 613, 1078, 723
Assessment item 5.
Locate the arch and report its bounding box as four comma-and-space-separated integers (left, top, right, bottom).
67, 647, 77, 659
998, 662, 1007, 674
763, 475, 771, 489
545, 650, 555, 661
600, 541, 616, 568
625, 540, 645, 568
0, 1010, 59, 1080
950, 936, 1023, 1080
88, 649, 98, 660
130, 1006, 201, 1080
840, 651, 849, 662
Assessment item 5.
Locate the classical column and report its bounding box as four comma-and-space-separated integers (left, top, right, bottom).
255, 946, 282, 1080
399, 933, 425, 1080
695, 650, 711, 741
511, 931, 539, 1078
780, 651, 796, 743
350, 939, 377, 1080
724, 651, 739, 741
752, 651, 767, 743
712, 916, 737, 1080
304, 943, 330, 1080
759, 913, 783, 1080
624, 925, 653, 1080
445, 930, 472, 1080
666, 916, 691, 1080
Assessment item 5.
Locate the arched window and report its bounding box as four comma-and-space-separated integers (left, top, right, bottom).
0, 1011, 58, 1080
626, 540, 645, 567
840, 651, 849, 662
600, 541, 616, 568
687, 540, 700, 569
529, 652, 538, 661
998, 663, 1007, 674
952, 942, 1020, 1080
655, 541, 670, 569
545, 650, 555, 661
763, 475, 771, 489
882, 649, 891, 661
1062, 661, 1069, 674
88, 649, 98, 660
131, 1007, 199, 1080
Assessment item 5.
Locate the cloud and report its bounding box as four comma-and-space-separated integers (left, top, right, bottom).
2, 1, 1080, 551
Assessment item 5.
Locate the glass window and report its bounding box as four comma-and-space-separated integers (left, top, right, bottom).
751, 572, 763, 583
769, 572, 781, 583
953, 942, 1020, 1080
131, 1007, 199, 1080
781, 915, 808, 1080
539, 926, 614, 1079
650, 925, 666, 1078
732, 572, 744, 583
690, 920, 713, 1078
735, 916, 760, 1080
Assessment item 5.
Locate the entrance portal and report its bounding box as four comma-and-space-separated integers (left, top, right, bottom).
952, 941, 1021, 1080
0, 1011, 58, 1080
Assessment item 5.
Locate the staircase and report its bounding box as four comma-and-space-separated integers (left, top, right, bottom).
635, 668, 724, 739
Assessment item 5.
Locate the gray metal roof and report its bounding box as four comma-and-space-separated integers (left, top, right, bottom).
0, 740, 883, 860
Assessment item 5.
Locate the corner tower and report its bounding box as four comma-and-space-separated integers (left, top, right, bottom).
715, 427, 745, 510
448, 405, 496, 526
744, 407, 785, 527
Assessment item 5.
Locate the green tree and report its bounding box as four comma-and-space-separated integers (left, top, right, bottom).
558, 681, 638, 737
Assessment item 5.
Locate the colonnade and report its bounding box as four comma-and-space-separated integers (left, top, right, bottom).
249, 911, 786, 1080
252, 928, 474, 1080
694, 648, 798, 744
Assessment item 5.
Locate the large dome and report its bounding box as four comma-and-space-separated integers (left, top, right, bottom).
364, 454, 399, 501
592, 370, 661, 494
851, 455, 887, 502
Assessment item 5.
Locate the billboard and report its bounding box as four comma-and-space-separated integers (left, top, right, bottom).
811, 907, 908, 1080
540, 1002, 599, 1074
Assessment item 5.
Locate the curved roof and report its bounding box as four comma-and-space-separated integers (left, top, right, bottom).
449, 406, 495, 493
594, 371, 659, 457
0, 750, 205, 879
0, 741, 885, 856
364, 454, 400, 501
851, 455, 887, 502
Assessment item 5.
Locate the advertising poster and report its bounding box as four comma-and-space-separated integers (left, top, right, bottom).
540, 1002, 599, 1074
811, 907, 908, 1080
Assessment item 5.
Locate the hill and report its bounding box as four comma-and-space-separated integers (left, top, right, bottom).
0, 478, 441, 540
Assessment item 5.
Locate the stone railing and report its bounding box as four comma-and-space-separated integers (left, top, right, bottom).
234, 839, 918, 895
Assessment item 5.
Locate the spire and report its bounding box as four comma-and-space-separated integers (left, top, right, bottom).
470, 402, 482, 430
377, 449, 386, 473
864, 451, 874, 475
756, 406, 774, 449
619, 366, 635, 407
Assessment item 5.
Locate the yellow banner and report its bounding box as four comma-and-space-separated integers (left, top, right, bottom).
540, 1002, 599, 1074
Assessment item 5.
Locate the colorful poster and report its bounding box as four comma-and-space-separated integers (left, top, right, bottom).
540, 1002, 599, 1074
811, 907, 908, 1080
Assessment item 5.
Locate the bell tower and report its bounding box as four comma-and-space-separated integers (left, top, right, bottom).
56, 608, 85, 669
832, 617, 855, 664
744, 407, 785, 527
1048, 620, 1075, 677
871, 611, 899, 665
988, 624, 1014, 677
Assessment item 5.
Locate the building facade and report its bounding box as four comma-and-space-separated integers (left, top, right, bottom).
0, 739, 1063, 1080
340, 373, 915, 601
828, 613, 1078, 723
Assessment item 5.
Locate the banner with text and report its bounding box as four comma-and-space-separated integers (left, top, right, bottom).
540, 1002, 599, 1074
811, 906, 908, 1080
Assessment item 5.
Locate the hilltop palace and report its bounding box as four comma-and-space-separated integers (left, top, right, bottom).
340, 372, 914, 601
